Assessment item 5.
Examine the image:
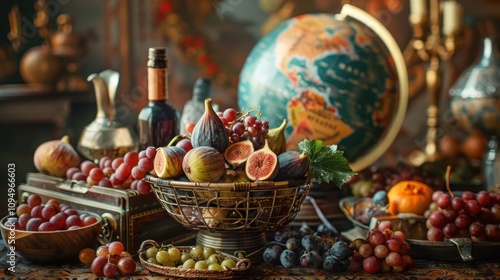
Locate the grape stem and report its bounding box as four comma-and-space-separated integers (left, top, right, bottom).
231, 107, 263, 125
445, 165, 454, 198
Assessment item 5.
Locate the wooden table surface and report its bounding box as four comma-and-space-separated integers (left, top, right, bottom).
1, 237, 499, 280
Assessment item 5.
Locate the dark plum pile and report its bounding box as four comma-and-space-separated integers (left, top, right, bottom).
263, 223, 353, 272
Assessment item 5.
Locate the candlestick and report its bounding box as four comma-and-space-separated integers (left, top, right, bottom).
407, 0, 462, 166
442, 1, 462, 36
410, 0, 428, 34
411, 0, 427, 18
8, 7, 19, 35
7, 5, 22, 51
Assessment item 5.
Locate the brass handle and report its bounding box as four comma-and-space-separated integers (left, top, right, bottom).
98, 213, 118, 245
449, 238, 474, 262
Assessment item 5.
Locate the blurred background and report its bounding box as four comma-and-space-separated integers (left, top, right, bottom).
0, 0, 499, 217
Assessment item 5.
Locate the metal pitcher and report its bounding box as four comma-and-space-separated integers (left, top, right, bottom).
77, 69, 138, 160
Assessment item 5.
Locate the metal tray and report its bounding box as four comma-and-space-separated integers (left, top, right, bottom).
339, 196, 500, 262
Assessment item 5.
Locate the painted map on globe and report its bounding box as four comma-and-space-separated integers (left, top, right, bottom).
238, 13, 398, 162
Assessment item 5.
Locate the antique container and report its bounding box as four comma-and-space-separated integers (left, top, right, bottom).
17, 173, 195, 254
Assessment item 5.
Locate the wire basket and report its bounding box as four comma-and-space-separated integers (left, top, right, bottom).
145, 175, 312, 232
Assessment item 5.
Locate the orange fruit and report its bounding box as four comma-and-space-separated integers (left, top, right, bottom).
462, 132, 488, 160
438, 134, 462, 159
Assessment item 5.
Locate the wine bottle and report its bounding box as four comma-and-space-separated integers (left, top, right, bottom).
179, 78, 218, 134
138, 47, 179, 150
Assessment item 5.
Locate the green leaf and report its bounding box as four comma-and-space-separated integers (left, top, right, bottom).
298, 139, 355, 188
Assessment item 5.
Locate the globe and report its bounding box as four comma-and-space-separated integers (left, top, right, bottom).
238, 6, 408, 171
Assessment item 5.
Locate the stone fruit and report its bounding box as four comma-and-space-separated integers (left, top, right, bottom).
275, 151, 310, 181
190, 98, 229, 153
182, 146, 226, 182
266, 119, 287, 156
154, 146, 186, 179
33, 135, 80, 177
245, 140, 278, 181
224, 139, 254, 168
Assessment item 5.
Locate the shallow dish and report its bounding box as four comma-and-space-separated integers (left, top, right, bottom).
0, 211, 101, 264
406, 238, 500, 262
339, 196, 500, 262
138, 240, 252, 279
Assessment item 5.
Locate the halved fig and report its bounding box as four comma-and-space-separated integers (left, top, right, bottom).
154, 146, 186, 179
245, 140, 278, 181
224, 139, 254, 168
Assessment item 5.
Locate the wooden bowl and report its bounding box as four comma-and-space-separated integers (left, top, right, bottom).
0, 211, 101, 264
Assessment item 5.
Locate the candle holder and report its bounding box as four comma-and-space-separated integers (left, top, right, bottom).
407, 0, 463, 166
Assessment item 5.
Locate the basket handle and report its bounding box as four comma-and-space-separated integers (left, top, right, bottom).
235, 258, 252, 271
138, 239, 159, 253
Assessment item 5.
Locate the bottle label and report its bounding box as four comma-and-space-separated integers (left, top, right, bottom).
148, 67, 168, 100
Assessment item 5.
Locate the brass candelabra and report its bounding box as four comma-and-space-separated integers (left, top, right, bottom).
407, 0, 463, 166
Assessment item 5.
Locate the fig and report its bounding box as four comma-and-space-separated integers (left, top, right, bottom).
190, 98, 229, 153
195, 169, 248, 207
33, 135, 80, 178
175, 138, 193, 153
182, 146, 225, 182
274, 151, 310, 181
266, 119, 287, 156
154, 146, 186, 179
223, 139, 254, 168
245, 140, 278, 181
218, 169, 250, 183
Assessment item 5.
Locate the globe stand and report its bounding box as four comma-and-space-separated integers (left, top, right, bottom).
196, 230, 267, 264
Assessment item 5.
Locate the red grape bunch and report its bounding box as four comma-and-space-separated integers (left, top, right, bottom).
185, 107, 270, 150
350, 221, 413, 274
425, 190, 500, 242
65, 147, 158, 195
80, 241, 137, 278
10, 194, 98, 231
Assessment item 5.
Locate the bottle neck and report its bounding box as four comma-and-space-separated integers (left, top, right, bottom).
192, 89, 209, 102
192, 79, 211, 101
148, 99, 167, 106
148, 65, 168, 101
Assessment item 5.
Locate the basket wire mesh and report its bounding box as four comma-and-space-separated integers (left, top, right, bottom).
145, 175, 312, 232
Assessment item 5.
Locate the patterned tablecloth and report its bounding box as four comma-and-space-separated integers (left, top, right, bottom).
1, 239, 499, 280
